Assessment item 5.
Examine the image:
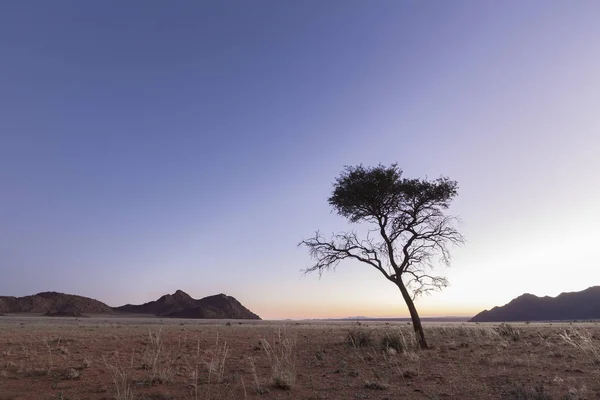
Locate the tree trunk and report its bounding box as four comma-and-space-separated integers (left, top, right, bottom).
396, 281, 428, 349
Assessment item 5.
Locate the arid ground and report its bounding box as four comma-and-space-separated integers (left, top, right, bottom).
1, 316, 598, 399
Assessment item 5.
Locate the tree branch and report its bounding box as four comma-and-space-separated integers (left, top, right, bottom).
299, 231, 393, 281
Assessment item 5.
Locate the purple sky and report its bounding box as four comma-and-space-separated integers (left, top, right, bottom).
2, 1, 599, 319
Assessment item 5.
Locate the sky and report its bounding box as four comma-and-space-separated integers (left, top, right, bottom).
1, 1, 599, 320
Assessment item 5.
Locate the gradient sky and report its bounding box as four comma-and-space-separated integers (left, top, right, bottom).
2, 1, 599, 320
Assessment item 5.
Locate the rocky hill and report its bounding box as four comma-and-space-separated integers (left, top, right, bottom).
470, 286, 600, 322
115, 290, 196, 316
115, 291, 261, 319
0, 292, 113, 316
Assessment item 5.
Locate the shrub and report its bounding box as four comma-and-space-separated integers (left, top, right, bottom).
494, 323, 521, 341
380, 331, 406, 353
364, 381, 389, 390
346, 327, 373, 347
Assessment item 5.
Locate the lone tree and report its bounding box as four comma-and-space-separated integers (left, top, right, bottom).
300, 164, 464, 349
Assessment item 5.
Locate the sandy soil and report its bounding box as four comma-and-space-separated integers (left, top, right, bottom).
0, 315, 598, 399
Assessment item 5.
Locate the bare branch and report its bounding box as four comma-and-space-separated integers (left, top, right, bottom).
299, 231, 392, 281
404, 269, 449, 300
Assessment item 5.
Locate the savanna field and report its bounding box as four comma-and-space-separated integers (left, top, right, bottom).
1, 316, 599, 400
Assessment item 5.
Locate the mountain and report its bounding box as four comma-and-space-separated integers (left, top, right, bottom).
115, 289, 196, 315
0, 292, 113, 316
470, 286, 600, 322
115, 291, 261, 320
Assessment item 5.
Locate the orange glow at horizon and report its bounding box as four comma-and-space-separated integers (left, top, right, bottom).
256, 303, 484, 320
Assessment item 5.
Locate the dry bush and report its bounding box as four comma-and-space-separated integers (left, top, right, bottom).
494, 323, 521, 341
65, 367, 80, 379
364, 380, 389, 390
346, 327, 373, 348
380, 328, 418, 353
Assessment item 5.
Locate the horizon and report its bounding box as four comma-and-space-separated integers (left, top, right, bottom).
2, 1, 600, 320
3, 287, 479, 319
4, 285, 598, 321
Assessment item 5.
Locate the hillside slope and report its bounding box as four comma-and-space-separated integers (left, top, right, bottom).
470, 286, 600, 322
0, 292, 113, 316
115, 291, 261, 320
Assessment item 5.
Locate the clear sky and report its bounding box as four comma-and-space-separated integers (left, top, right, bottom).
1, 1, 599, 320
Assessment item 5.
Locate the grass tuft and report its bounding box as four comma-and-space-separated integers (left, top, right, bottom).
346, 327, 373, 348
102, 352, 134, 400
260, 330, 297, 390
364, 380, 389, 390
559, 329, 600, 364
494, 323, 521, 341
380, 330, 407, 353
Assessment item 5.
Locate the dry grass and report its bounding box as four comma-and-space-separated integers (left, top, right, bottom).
259, 329, 297, 390
140, 329, 177, 384
380, 326, 418, 353
346, 326, 374, 347
205, 332, 229, 384
247, 356, 269, 394
559, 328, 600, 364
494, 322, 522, 341
1, 317, 600, 399
102, 352, 134, 400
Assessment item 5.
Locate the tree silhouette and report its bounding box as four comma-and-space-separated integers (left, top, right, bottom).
299, 164, 464, 349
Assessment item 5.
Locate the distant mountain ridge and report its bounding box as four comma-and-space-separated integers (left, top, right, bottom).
0, 290, 261, 320
470, 286, 600, 322
0, 292, 113, 316
115, 291, 261, 319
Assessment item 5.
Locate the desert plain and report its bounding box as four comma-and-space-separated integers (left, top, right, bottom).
0, 315, 598, 399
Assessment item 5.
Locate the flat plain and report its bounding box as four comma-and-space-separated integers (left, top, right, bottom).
1, 316, 598, 399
